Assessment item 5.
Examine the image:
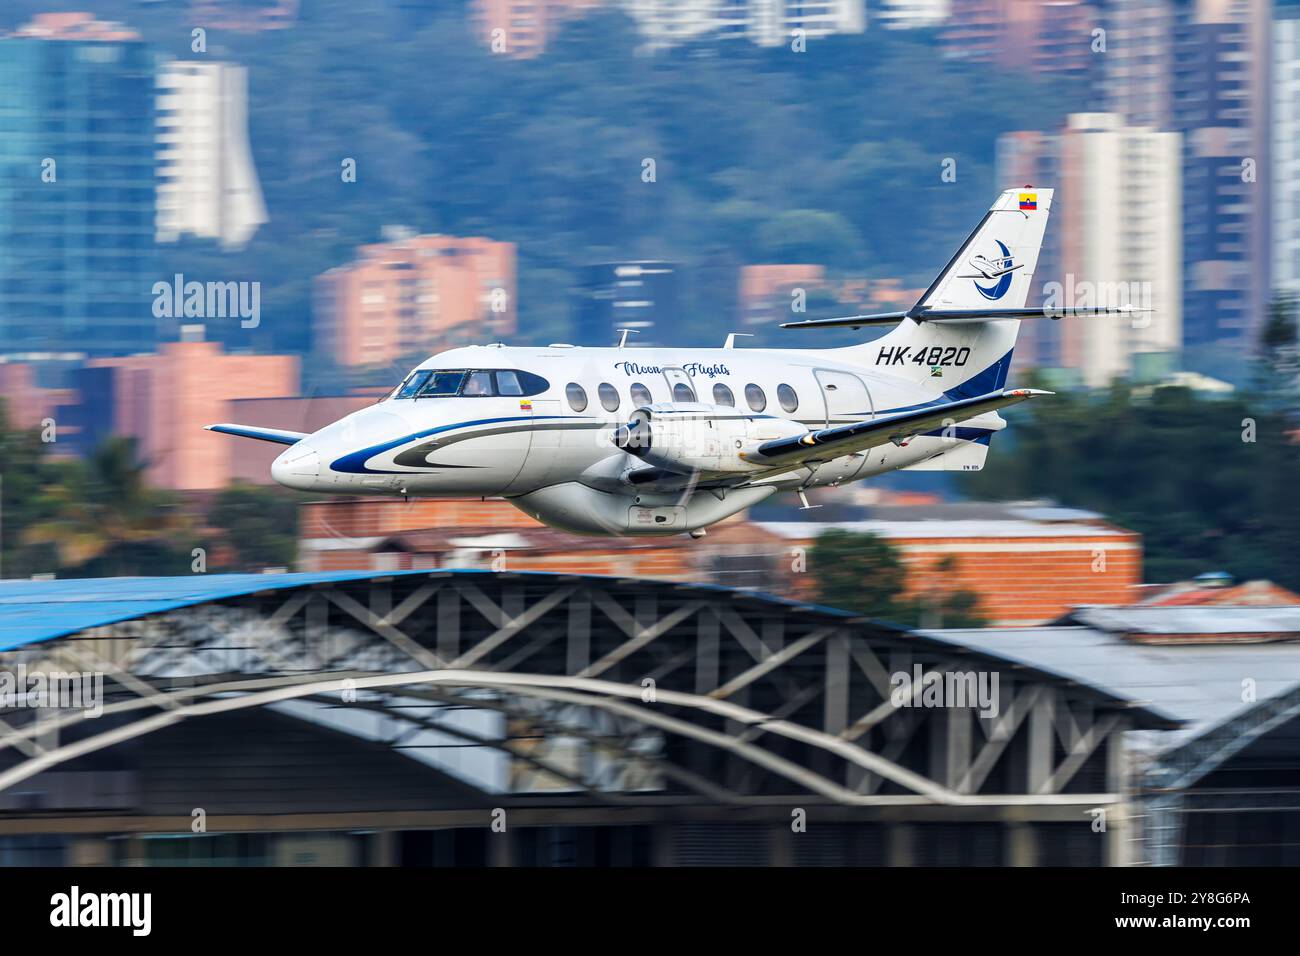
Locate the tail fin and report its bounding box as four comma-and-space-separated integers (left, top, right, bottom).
850, 187, 1054, 396
917, 187, 1052, 312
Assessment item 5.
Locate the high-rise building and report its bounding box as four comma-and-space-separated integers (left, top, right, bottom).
189, 1, 301, 32
1274, 5, 1300, 298
1100, 0, 1176, 129
628, 0, 865, 50
61, 335, 299, 491
737, 264, 825, 327
877, 0, 950, 29
1094, 1, 1270, 364
572, 261, 682, 346
471, 0, 605, 58
943, 0, 1100, 82
156, 60, 268, 251
1171, 0, 1271, 353
315, 231, 517, 369
998, 114, 1182, 387
0, 14, 159, 362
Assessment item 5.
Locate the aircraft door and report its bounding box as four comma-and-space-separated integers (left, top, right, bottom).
659, 366, 699, 403
814, 369, 873, 427
504, 398, 564, 493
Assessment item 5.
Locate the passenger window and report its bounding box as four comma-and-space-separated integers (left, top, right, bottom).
777, 383, 798, 413
396, 370, 431, 399
566, 382, 588, 412
713, 383, 735, 407
744, 383, 767, 412
673, 382, 696, 402
495, 370, 524, 396
463, 371, 494, 396
598, 382, 620, 413
630, 382, 652, 406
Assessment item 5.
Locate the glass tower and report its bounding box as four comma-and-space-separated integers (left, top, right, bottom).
0, 36, 158, 361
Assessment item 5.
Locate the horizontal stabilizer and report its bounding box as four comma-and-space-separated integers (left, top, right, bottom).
781, 305, 1145, 330
206, 423, 307, 446
747, 388, 1050, 464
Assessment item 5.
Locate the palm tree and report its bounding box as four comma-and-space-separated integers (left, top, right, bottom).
23, 437, 190, 573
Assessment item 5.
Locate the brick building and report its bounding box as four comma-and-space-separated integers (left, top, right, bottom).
294, 498, 1142, 625
225, 391, 386, 485
297, 497, 791, 587
760, 503, 1142, 626
0, 364, 75, 432
314, 232, 516, 370
58, 339, 298, 491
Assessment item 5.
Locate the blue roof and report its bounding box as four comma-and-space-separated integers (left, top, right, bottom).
0, 570, 437, 651
0, 569, 864, 653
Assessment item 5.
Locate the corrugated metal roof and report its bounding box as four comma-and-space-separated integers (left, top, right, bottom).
1063, 604, 1300, 636
925, 625, 1300, 745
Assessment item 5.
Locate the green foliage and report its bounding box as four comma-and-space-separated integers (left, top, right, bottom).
966, 382, 1300, 589
203, 483, 300, 571
18, 436, 193, 577
1256, 293, 1300, 411
808, 529, 986, 628
31, 1, 1080, 352
0, 410, 301, 578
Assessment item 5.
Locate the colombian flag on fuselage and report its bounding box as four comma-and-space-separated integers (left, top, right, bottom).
1019, 192, 1038, 211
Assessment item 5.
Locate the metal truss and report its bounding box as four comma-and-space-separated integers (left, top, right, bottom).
1131, 683, 1300, 865
1146, 682, 1300, 792
0, 572, 1145, 806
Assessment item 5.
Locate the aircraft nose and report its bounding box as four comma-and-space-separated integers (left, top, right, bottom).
271, 442, 321, 491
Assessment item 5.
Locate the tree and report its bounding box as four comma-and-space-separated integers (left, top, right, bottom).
966, 381, 1300, 590
1256, 292, 1300, 411
0, 401, 63, 577
21, 437, 192, 576
204, 484, 301, 572
808, 529, 986, 628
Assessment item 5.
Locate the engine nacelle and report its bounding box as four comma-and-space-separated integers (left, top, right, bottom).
611, 402, 807, 475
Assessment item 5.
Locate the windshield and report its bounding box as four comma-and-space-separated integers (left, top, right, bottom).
418, 370, 469, 397
390, 368, 550, 399
395, 370, 432, 399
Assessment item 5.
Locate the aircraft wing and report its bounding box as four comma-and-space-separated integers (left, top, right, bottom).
205, 423, 307, 446
742, 388, 1051, 468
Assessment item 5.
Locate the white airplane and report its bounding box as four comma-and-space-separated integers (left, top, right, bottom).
208, 187, 1114, 537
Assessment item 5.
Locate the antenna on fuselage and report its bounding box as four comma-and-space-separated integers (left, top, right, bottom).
615, 328, 639, 348
723, 332, 753, 349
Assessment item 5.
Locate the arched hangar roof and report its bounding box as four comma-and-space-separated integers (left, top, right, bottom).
0, 570, 1175, 729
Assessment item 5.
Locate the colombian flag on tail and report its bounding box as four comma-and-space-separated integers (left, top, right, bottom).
1019, 192, 1038, 211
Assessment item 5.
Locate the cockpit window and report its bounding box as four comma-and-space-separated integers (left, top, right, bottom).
463, 371, 493, 396
418, 370, 469, 397
396, 370, 432, 399
392, 368, 551, 399
496, 370, 524, 396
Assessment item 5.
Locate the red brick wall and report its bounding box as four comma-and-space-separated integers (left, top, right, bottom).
301, 497, 543, 538
787, 529, 1142, 625
895, 533, 1142, 624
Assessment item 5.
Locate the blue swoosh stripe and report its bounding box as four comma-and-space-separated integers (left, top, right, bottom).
873, 348, 1015, 414
330, 415, 582, 475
